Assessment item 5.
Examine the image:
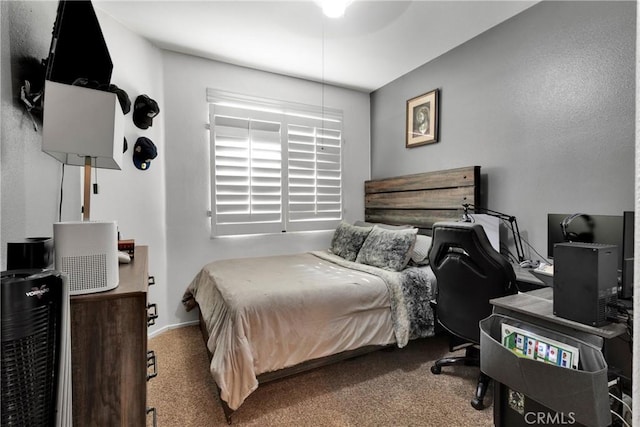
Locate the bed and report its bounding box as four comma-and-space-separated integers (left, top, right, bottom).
182, 165, 481, 423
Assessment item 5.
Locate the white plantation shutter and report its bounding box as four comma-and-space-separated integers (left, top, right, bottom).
211, 106, 283, 235
287, 119, 342, 232
208, 90, 342, 237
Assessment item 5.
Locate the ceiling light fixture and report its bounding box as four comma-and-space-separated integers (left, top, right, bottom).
316, 0, 353, 18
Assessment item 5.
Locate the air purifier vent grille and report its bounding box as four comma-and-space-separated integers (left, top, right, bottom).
1, 300, 58, 426
62, 254, 107, 293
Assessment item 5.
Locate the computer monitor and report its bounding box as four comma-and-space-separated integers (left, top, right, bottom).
547, 213, 624, 272
620, 211, 634, 299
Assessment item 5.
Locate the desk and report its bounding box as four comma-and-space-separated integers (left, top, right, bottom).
511, 263, 547, 291
491, 287, 627, 340
484, 289, 631, 427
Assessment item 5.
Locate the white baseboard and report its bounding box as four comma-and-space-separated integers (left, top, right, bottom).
148, 320, 199, 339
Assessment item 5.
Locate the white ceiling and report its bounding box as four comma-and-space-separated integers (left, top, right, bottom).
94, 1, 538, 92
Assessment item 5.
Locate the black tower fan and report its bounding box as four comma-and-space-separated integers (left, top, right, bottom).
1, 270, 65, 426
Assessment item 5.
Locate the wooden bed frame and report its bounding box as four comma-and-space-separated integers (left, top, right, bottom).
197, 165, 481, 423
197, 313, 388, 423
365, 165, 481, 235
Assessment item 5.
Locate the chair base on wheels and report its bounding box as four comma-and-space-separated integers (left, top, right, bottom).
430, 346, 490, 410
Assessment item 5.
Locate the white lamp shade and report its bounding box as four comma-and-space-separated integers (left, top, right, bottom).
42, 80, 124, 170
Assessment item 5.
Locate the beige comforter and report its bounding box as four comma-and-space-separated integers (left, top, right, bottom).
184, 250, 434, 411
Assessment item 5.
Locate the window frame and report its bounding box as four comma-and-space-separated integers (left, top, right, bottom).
207, 89, 343, 237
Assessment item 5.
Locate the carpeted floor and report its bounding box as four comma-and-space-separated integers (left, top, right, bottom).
147, 325, 494, 426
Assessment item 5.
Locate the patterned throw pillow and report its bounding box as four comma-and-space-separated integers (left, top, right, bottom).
329, 222, 373, 262
355, 226, 418, 271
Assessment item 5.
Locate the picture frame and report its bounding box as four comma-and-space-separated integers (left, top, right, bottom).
406, 89, 439, 147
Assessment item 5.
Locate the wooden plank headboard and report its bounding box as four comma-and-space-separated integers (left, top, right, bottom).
364, 166, 481, 234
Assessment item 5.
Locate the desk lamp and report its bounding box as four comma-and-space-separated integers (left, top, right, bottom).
42, 80, 123, 295
462, 203, 525, 263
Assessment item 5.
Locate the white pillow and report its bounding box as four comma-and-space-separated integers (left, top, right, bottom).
354, 220, 414, 230
411, 234, 433, 265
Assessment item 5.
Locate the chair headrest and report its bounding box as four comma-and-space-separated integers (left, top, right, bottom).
428, 221, 514, 277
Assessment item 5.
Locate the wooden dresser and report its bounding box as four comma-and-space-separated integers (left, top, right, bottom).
70, 246, 156, 426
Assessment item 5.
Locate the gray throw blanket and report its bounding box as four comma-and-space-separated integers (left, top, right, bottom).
311, 251, 436, 347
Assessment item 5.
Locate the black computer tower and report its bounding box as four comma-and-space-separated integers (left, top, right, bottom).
494, 383, 588, 427
553, 242, 618, 327
1, 270, 65, 426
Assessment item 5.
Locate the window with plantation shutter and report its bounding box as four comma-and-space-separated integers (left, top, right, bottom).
208, 89, 343, 237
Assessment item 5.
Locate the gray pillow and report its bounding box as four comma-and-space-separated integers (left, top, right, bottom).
329, 222, 373, 262
355, 226, 418, 271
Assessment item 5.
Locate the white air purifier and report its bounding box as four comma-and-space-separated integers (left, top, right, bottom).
53, 221, 119, 296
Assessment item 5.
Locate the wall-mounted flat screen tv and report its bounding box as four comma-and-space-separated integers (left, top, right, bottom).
45, 0, 112, 87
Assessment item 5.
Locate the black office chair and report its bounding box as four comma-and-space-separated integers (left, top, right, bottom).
428, 221, 517, 410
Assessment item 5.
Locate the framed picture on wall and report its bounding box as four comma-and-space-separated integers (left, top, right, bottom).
406, 89, 439, 147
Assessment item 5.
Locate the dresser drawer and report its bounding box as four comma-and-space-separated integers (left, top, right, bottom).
70, 246, 150, 426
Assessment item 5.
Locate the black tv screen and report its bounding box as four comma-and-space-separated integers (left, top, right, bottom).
45, 0, 112, 86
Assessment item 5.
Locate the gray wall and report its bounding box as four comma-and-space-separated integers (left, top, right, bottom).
162, 51, 371, 327
370, 1, 636, 261
1, 1, 82, 272
92, 10, 168, 335
0, 2, 168, 333
0, 1, 371, 333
